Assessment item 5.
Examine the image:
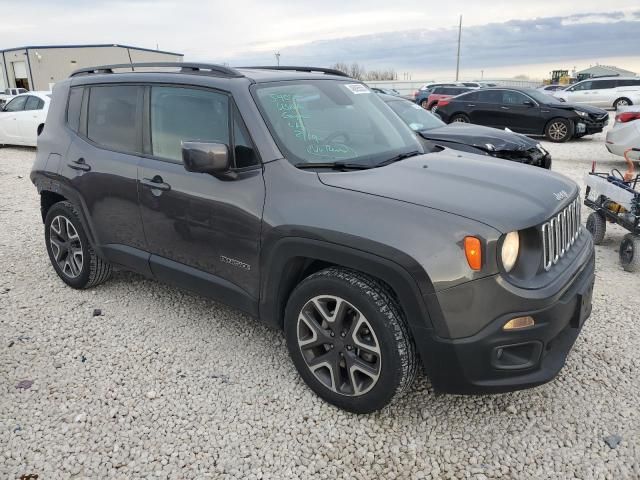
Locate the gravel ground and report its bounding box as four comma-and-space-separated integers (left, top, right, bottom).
1, 117, 639, 479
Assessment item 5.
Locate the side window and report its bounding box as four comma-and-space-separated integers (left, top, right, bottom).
617, 79, 640, 87
150, 86, 229, 163
501, 91, 529, 105
459, 91, 478, 101
232, 105, 259, 169
24, 96, 44, 111
87, 85, 142, 154
4, 96, 27, 112
592, 80, 616, 89
571, 81, 593, 91
431, 88, 443, 95
66, 87, 84, 132
476, 90, 502, 103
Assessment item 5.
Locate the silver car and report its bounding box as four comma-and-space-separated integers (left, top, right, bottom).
605, 106, 640, 160
554, 77, 640, 109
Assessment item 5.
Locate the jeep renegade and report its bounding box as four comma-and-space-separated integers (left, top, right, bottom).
31, 63, 595, 413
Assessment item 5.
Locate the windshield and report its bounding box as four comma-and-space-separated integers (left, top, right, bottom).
385, 99, 446, 131
253, 81, 422, 166
525, 89, 564, 105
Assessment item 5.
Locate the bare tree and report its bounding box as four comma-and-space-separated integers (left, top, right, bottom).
330, 62, 397, 81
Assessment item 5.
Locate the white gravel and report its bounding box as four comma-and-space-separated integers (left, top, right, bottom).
1, 117, 639, 479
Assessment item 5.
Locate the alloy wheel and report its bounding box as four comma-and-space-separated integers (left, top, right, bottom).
548, 122, 568, 141
296, 295, 381, 396
49, 215, 84, 278
616, 99, 629, 107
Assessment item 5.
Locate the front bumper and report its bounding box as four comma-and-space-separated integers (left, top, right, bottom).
419, 239, 595, 394
576, 113, 609, 135
493, 148, 552, 169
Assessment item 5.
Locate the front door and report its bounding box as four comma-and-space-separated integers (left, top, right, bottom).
59, 84, 149, 274
137, 85, 264, 301
497, 90, 541, 133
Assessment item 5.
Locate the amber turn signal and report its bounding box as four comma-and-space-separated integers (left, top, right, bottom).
503, 316, 535, 331
464, 236, 482, 271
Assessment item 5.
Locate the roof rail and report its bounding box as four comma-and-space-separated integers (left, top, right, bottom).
70, 62, 243, 78
240, 66, 351, 78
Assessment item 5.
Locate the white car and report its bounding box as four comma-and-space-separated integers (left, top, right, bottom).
537, 85, 566, 94
554, 77, 640, 109
0, 87, 29, 106
0, 92, 51, 147
605, 106, 640, 161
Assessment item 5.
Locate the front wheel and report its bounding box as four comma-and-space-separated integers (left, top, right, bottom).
545, 118, 573, 142
284, 268, 417, 413
620, 234, 640, 272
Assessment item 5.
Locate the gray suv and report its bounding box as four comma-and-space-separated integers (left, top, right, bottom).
31, 63, 595, 413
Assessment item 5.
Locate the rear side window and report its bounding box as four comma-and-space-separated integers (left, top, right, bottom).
66, 87, 84, 132
457, 91, 478, 101
4, 96, 27, 112
150, 86, 229, 163
476, 90, 503, 103
87, 85, 142, 154
24, 96, 44, 111
617, 79, 640, 87
592, 80, 616, 89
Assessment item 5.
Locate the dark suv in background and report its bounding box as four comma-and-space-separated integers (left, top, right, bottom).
32, 63, 595, 413
436, 87, 609, 142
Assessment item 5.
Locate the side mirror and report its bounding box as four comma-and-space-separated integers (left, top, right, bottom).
182, 141, 231, 176
523, 100, 535, 107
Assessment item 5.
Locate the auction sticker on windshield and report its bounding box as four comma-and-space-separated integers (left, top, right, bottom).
345, 84, 370, 94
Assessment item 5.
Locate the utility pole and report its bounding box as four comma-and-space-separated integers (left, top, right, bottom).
455, 15, 462, 81
275, 52, 281, 66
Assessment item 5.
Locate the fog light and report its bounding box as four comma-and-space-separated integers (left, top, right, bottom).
503, 316, 535, 331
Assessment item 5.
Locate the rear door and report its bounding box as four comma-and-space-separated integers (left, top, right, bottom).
60, 84, 150, 274
138, 85, 264, 301
0, 96, 27, 144
469, 90, 503, 126
19, 95, 46, 145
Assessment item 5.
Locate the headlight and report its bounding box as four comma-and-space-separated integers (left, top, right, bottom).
501, 231, 520, 272
536, 143, 547, 154
575, 110, 589, 118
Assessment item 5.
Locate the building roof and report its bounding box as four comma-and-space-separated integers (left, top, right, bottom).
0, 44, 183, 57
576, 65, 636, 77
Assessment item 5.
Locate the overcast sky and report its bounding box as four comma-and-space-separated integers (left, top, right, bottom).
1, 1, 639, 80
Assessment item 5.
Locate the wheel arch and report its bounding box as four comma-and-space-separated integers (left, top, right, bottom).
258, 237, 436, 337
613, 97, 632, 108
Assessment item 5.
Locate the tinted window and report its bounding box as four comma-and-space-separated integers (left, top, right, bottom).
476, 90, 503, 103
87, 86, 141, 153
457, 91, 478, 101
501, 91, 530, 105
232, 105, 259, 168
592, 80, 616, 89
617, 79, 640, 87
431, 87, 444, 94
4, 96, 27, 112
24, 96, 44, 111
66, 87, 83, 132
151, 86, 229, 163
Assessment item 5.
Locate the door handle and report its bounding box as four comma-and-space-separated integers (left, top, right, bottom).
466, 104, 476, 107
500, 106, 510, 110
141, 175, 171, 192
67, 157, 91, 172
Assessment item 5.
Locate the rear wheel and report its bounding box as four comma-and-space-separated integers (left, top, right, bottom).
284, 267, 417, 413
430, 104, 439, 113
586, 212, 607, 245
545, 118, 573, 142
420, 99, 429, 109
44, 201, 112, 289
613, 97, 632, 109
450, 113, 470, 123
620, 234, 640, 272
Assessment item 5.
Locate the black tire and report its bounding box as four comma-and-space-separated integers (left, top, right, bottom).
545, 118, 573, 142
450, 113, 470, 124
613, 97, 632, 109
586, 212, 606, 245
430, 104, 439, 113
284, 267, 417, 413
44, 201, 112, 289
420, 99, 429, 109
620, 234, 640, 273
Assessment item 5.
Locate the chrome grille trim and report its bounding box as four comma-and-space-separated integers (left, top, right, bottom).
542, 197, 581, 271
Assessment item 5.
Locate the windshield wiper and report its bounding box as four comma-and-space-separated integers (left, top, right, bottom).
295, 161, 371, 170
375, 150, 422, 167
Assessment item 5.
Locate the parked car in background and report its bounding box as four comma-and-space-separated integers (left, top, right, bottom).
370, 87, 401, 96
380, 94, 551, 168
418, 82, 456, 91
436, 87, 609, 142
605, 106, 640, 160
538, 85, 566, 94
0, 92, 51, 147
553, 77, 640, 109
455, 82, 483, 89
425, 86, 473, 112
0, 87, 29, 107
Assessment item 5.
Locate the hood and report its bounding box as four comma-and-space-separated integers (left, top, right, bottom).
318, 149, 578, 232
418, 123, 538, 152
547, 102, 609, 116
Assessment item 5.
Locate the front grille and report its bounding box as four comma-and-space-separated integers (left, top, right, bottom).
541, 197, 582, 271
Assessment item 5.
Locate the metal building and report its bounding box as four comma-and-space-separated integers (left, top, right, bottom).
0, 44, 183, 91
575, 65, 637, 81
